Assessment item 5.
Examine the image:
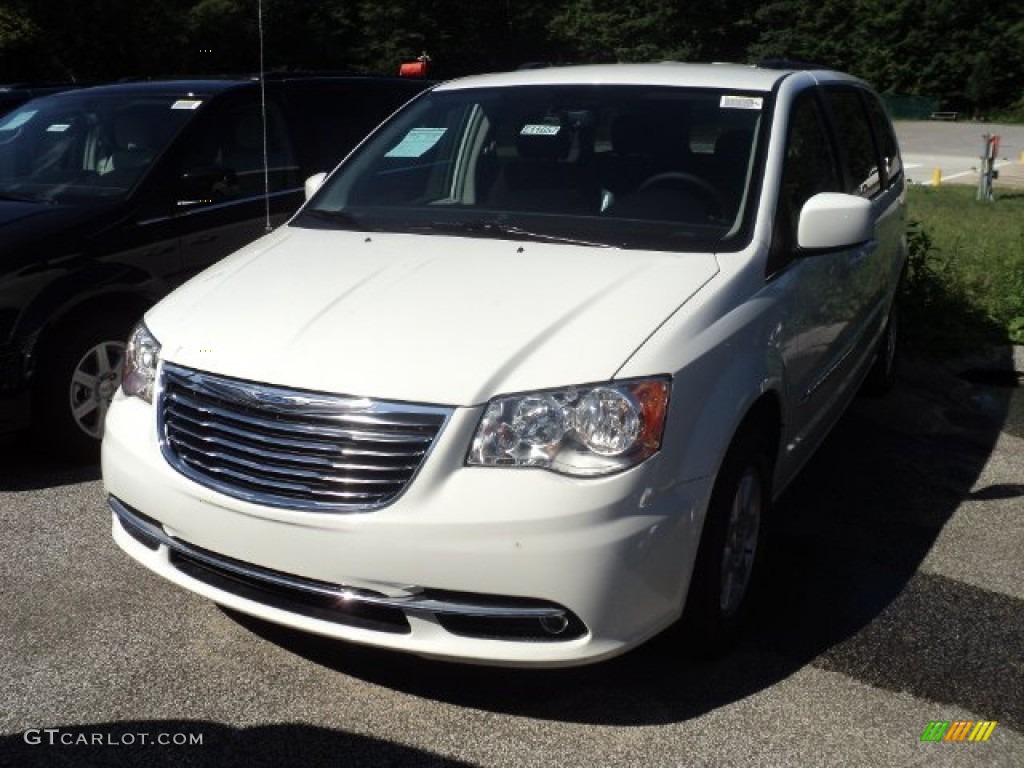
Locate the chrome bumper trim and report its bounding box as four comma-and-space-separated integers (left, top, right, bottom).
109, 496, 567, 621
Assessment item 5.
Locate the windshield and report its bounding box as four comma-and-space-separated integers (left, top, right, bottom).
0, 91, 198, 204
297, 84, 768, 251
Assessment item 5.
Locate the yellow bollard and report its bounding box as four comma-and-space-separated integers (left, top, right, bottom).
932, 168, 942, 186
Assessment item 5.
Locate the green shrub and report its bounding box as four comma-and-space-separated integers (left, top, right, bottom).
903, 187, 1024, 356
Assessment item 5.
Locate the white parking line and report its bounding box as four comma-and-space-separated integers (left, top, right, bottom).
904, 160, 1012, 185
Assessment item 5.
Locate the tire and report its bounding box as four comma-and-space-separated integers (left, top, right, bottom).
680, 428, 772, 654
861, 295, 899, 397
32, 313, 133, 462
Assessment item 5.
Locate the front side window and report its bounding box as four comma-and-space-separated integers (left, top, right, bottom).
825, 88, 882, 198
770, 90, 841, 272
778, 92, 841, 237
296, 85, 769, 252
177, 98, 300, 202
863, 94, 902, 189
0, 92, 197, 203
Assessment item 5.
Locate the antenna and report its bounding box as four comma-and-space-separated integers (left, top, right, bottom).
258, 0, 272, 233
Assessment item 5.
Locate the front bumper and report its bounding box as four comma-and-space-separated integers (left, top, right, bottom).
103, 392, 711, 667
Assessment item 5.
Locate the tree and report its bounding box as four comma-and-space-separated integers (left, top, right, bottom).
749, 0, 1024, 112
1, 0, 1021, 115
185, 0, 259, 74
547, 0, 696, 63
0, 4, 48, 81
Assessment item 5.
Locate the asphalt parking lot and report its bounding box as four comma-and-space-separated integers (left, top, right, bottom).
896, 120, 1024, 188
1, 346, 1021, 767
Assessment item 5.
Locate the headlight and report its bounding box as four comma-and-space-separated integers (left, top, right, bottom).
467, 378, 670, 476
121, 321, 161, 403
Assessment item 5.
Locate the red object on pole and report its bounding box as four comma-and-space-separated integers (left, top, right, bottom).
399, 61, 428, 77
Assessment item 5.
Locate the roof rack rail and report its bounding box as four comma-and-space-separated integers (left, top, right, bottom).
515, 62, 569, 70
755, 57, 831, 71
111, 69, 417, 85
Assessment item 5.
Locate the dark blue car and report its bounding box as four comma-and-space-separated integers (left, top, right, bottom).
0, 74, 431, 458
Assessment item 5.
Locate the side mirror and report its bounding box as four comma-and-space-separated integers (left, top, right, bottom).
797, 193, 874, 251
304, 172, 327, 201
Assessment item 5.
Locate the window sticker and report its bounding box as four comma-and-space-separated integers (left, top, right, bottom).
0, 110, 36, 131
720, 95, 763, 110
171, 99, 203, 110
385, 127, 447, 158
46, 123, 71, 133
520, 124, 561, 136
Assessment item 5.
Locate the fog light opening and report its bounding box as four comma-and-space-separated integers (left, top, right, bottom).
539, 613, 569, 635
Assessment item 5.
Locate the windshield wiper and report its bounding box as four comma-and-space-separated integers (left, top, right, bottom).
301, 208, 363, 230
497, 224, 617, 249
409, 219, 617, 248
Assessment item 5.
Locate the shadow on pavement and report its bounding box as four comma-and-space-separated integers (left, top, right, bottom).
0, 434, 100, 491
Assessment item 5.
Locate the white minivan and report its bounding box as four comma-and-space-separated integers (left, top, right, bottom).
102, 62, 906, 666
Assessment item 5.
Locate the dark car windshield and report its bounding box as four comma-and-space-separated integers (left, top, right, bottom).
296, 84, 768, 252
0, 91, 199, 203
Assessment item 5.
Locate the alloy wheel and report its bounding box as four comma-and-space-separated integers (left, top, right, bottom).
719, 467, 762, 619
68, 340, 126, 439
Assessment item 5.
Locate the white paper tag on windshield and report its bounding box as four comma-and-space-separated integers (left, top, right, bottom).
520, 124, 561, 136
720, 95, 763, 110
385, 127, 446, 158
0, 110, 36, 131
171, 99, 203, 110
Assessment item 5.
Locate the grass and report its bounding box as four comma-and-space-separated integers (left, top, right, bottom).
902, 185, 1024, 358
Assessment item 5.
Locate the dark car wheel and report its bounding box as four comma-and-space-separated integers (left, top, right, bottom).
680, 428, 772, 653
33, 314, 132, 462
861, 295, 899, 397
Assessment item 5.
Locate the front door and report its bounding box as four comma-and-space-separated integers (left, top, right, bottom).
169, 92, 304, 274
771, 89, 865, 473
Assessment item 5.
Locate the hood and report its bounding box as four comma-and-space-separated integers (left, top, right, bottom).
147, 227, 719, 405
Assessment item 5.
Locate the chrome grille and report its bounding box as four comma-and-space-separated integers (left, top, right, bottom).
158, 363, 451, 511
